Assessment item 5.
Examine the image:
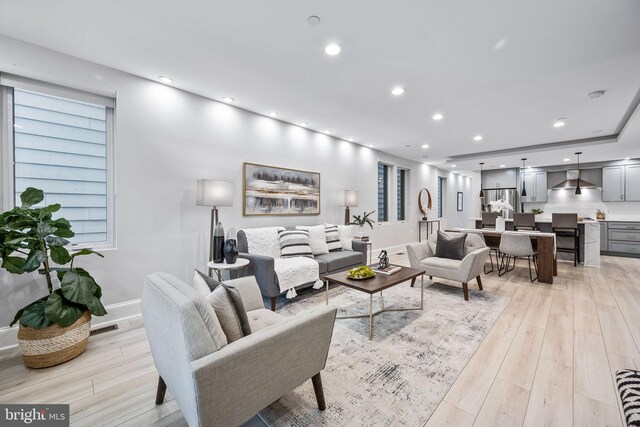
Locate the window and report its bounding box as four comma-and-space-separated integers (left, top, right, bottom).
377, 163, 389, 222
1, 75, 115, 247
397, 168, 408, 221
437, 176, 444, 218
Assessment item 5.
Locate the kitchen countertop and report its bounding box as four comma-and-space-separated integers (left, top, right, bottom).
468, 217, 600, 224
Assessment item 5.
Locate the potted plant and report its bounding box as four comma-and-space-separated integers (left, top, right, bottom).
0, 187, 107, 368
349, 210, 375, 240
488, 200, 513, 231
530, 208, 544, 219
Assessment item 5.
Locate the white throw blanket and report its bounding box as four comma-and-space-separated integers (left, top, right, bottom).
274, 258, 324, 299
242, 226, 322, 299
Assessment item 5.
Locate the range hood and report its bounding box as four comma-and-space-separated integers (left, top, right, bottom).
552, 169, 597, 190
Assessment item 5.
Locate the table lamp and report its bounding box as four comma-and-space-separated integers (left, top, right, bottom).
197, 180, 234, 263
339, 190, 358, 225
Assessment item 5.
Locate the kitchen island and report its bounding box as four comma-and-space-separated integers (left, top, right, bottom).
469, 217, 600, 267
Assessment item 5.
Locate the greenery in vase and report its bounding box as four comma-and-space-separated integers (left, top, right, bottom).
349, 211, 376, 229
0, 187, 107, 329
530, 208, 544, 215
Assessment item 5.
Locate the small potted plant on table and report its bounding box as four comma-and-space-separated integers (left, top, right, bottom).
349, 210, 375, 241
0, 188, 107, 368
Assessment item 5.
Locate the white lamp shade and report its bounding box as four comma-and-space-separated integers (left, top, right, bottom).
196, 180, 233, 207
339, 190, 359, 207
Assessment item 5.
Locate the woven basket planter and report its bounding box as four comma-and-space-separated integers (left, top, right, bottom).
17, 311, 91, 369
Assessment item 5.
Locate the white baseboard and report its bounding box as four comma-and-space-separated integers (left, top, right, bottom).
0, 299, 142, 351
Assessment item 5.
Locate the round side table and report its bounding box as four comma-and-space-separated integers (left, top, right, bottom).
207, 258, 250, 281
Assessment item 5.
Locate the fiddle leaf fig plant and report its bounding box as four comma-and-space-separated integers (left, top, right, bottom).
0, 187, 106, 329
349, 210, 376, 229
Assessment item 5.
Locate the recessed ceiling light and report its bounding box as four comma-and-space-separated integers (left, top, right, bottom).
432, 113, 444, 121
299, 122, 308, 127
421, 144, 429, 149
307, 15, 321, 25
563, 158, 571, 162
222, 97, 234, 103
625, 157, 631, 160
451, 164, 456, 168
324, 43, 341, 56
323, 130, 332, 134
269, 112, 278, 117
391, 87, 405, 96
493, 38, 508, 50
368, 144, 374, 148
158, 76, 173, 84
347, 137, 355, 142
500, 164, 506, 168
553, 118, 566, 128
473, 135, 483, 141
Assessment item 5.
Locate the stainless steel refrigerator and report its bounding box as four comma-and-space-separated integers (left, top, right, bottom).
481, 189, 519, 219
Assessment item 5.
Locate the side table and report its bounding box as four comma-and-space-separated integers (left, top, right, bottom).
207, 258, 250, 281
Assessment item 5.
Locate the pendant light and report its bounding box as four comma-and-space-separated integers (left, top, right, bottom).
575, 152, 582, 195
521, 158, 527, 197
479, 163, 485, 198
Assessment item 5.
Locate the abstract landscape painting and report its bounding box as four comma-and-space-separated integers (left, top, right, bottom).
243, 162, 320, 216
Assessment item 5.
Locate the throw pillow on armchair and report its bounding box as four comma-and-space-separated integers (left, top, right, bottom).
434, 231, 468, 260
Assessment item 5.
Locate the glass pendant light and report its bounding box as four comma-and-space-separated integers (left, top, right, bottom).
521, 158, 527, 197
575, 152, 582, 195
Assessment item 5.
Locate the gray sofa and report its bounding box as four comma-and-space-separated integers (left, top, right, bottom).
237, 229, 368, 310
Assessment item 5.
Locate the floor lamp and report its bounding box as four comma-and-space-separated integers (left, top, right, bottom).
196, 180, 234, 267
339, 190, 359, 225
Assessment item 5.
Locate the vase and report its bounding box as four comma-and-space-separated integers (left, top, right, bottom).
17, 311, 91, 369
496, 216, 506, 232
213, 222, 225, 263
223, 239, 239, 264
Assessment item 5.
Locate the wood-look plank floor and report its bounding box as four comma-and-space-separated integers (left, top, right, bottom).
1, 254, 638, 426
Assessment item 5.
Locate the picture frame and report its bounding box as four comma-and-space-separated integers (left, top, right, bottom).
243, 162, 321, 216
457, 192, 463, 211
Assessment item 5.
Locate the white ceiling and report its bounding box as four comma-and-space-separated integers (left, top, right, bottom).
1, 0, 639, 173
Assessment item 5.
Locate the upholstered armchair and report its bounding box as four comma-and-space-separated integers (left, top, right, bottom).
141, 273, 337, 427
406, 232, 489, 301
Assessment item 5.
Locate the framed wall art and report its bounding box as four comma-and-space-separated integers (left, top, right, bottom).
243, 162, 321, 216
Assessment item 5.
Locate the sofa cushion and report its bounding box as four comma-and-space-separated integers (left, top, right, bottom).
296, 225, 329, 255
247, 308, 284, 332
421, 257, 463, 270
192, 269, 220, 295
325, 225, 342, 252
278, 229, 314, 258
207, 284, 252, 343
337, 225, 355, 250
435, 231, 467, 260
315, 258, 329, 274
315, 250, 363, 272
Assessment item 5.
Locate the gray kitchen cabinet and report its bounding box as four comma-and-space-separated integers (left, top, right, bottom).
625, 164, 640, 201
481, 168, 518, 189
602, 166, 625, 202
600, 221, 608, 252
606, 221, 640, 257
521, 171, 547, 203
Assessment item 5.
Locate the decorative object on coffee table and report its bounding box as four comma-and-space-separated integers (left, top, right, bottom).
0, 187, 107, 368
196, 179, 234, 267
339, 190, 358, 225
418, 188, 432, 220
243, 162, 320, 216
378, 250, 390, 269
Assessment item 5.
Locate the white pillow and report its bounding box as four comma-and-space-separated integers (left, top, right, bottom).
295, 225, 329, 255
337, 225, 356, 251
242, 227, 284, 259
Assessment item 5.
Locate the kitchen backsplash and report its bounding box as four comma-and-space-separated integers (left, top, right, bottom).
525, 188, 640, 219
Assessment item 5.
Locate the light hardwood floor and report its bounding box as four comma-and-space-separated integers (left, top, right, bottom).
1, 254, 638, 426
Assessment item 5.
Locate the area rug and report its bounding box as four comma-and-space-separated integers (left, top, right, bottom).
259, 280, 509, 426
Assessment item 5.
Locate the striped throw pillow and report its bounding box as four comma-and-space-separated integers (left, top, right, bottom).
325, 225, 342, 252
279, 229, 314, 258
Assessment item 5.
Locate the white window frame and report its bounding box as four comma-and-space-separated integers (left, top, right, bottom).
0, 75, 117, 250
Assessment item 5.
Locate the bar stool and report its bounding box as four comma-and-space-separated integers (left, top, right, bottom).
552, 213, 580, 267
498, 231, 538, 282
513, 213, 537, 231
480, 212, 501, 273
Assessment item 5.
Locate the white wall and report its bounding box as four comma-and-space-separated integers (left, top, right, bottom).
0, 36, 478, 330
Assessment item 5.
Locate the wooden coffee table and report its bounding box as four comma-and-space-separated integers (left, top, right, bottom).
324, 266, 425, 340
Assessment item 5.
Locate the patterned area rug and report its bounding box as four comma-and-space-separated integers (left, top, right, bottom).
260, 280, 509, 426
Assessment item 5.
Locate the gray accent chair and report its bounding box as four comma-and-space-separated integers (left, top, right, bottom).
406, 232, 490, 301
237, 229, 368, 311
142, 272, 337, 427
498, 231, 538, 282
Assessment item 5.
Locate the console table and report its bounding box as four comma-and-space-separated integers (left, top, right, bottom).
418, 219, 441, 242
